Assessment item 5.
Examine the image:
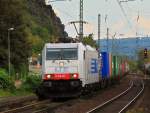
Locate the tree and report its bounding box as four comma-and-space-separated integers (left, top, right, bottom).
0, 0, 68, 75
82, 34, 98, 48
0, 0, 31, 73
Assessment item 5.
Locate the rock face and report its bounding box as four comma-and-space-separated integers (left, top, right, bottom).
26, 0, 68, 42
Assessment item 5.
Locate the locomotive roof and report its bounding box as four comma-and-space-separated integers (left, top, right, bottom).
45, 43, 96, 51
45, 43, 81, 48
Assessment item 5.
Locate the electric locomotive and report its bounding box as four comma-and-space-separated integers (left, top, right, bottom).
36, 43, 100, 98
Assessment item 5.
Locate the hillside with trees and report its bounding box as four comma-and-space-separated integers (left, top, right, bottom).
0, 0, 68, 73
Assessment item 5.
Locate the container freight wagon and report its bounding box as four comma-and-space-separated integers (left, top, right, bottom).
120, 58, 126, 76
100, 52, 113, 87
112, 56, 119, 79
36, 43, 100, 98
109, 53, 113, 78
118, 56, 122, 80
112, 56, 129, 79
101, 52, 110, 79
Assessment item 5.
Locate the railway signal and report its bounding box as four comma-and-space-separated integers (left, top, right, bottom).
144, 48, 148, 58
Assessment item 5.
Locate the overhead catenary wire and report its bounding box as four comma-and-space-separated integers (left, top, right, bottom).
116, 0, 133, 29
51, 0, 149, 39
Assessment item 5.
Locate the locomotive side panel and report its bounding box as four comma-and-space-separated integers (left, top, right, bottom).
84, 51, 99, 85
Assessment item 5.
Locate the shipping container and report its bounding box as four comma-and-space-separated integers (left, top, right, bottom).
101, 52, 110, 79
118, 56, 122, 79
112, 56, 119, 78
109, 53, 112, 78
118, 56, 122, 76
121, 60, 126, 76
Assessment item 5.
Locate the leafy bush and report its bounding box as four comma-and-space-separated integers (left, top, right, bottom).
0, 89, 12, 97
21, 74, 42, 92
0, 68, 15, 90
19, 64, 29, 79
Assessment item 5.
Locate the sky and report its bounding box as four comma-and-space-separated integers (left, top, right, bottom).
46, 0, 150, 39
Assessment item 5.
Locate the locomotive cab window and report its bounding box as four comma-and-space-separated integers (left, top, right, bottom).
63, 48, 78, 60
46, 49, 61, 60
46, 48, 78, 60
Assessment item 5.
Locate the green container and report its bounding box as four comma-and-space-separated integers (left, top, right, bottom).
118, 56, 121, 76
112, 56, 119, 77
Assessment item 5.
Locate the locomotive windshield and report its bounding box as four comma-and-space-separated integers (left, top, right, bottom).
46, 48, 78, 60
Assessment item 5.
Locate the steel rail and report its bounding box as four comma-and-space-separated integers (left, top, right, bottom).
33, 108, 48, 113
1, 99, 50, 113
0, 95, 37, 105
32, 98, 80, 113
118, 80, 144, 113
0, 95, 38, 112
86, 81, 134, 113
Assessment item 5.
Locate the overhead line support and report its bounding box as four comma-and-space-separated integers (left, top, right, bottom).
79, 0, 83, 41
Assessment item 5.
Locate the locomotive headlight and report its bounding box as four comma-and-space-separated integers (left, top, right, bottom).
47, 74, 51, 79
44, 74, 52, 80
73, 74, 77, 78
59, 62, 64, 67
72, 73, 78, 79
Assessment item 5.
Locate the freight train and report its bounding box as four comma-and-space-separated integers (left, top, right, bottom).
36, 43, 129, 98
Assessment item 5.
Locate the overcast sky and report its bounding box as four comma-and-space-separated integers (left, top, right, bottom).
46, 0, 150, 39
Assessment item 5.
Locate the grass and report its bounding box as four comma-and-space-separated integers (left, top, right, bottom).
0, 89, 33, 97
0, 89, 12, 97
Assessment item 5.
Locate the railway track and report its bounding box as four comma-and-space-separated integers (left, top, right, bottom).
0, 96, 77, 113
1, 98, 80, 113
0, 95, 38, 112
0, 75, 141, 113
86, 78, 144, 113
0, 99, 52, 113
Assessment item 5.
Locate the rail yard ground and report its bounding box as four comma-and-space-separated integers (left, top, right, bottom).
42, 74, 150, 113
0, 74, 130, 113
0, 74, 150, 113
127, 78, 150, 113
47, 74, 131, 113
